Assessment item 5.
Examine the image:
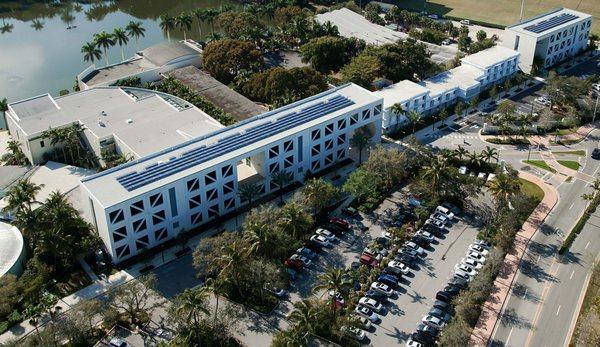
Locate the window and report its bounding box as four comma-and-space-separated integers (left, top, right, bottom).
324, 154, 333, 166
284, 140, 294, 152
311, 160, 320, 171
284, 155, 294, 169
325, 123, 334, 136
268, 145, 279, 159
224, 197, 235, 211
337, 119, 346, 130
337, 134, 346, 146
40, 140, 45, 148
324, 139, 333, 151
297, 136, 303, 162
362, 109, 371, 120
207, 204, 219, 219
350, 113, 358, 125
188, 195, 201, 209
187, 178, 199, 192
116, 245, 130, 258
269, 162, 279, 174
109, 209, 125, 224
112, 226, 127, 242
150, 193, 163, 207
190, 212, 203, 225
311, 144, 321, 156
130, 200, 144, 216
154, 228, 168, 241
204, 171, 217, 185
311, 129, 321, 141
136, 235, 149, 250
221, 165, 233, 178
223, 180, 235, 195
206, 188, 218, 201
168, 187, 178, 217
132, 218, 147, 233
152, 210, 165, 225
337, 148, 346, 159
374, 104, 382, 116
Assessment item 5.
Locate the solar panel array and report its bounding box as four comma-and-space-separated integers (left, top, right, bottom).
524, 13, 579, 34
116, 95, 355, 191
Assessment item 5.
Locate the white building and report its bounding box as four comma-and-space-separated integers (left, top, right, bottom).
503, 8, 592, 73
376, 46, 520, 132
79, 84, 382, 263
5, 87, 223, 165
77, 40, 203, 90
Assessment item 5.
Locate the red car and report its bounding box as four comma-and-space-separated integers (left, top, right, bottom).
329, 217, 350, 230
360, 254, 379, 268
284, 258, 303, 271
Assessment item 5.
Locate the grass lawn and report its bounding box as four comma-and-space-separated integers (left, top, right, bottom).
523, 160, 557, 173
395, 0, 600, 35
554, 128, 579, 136
518, 178, 545, 204
557, 160, 581, 170
552, 150, 586, 156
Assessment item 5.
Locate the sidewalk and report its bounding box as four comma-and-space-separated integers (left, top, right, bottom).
469, 171, 559, 346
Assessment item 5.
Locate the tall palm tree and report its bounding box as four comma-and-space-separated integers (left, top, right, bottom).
174, 287, 210, 336
313, 267, 351, 319
204, 8, 219, 35
350, 127, 372, 165
2, 179, 43, 215
481, 146, 499, 163
389, 102, 404, 131
271, 170, 293, 204
422, 156, 449, 190
407, 110, 421, 135
30, 19, 44, 31
279, 203, 312, 238
160, 14, 176, 42
42, 127, 68, 162
175, 12, 193, 41
125, 21, 145, 51
204, 277, 222, 323
1, 140, 28, 165
488, 174, 519, 207
81, 42, 102, 64
93, 31, 115, 66
453, 145, 468, 161
288, 300, 317, 334
192, 9, 208, 37
467, 151, 485, 169
237, 183, 261, 206
243, 220, 271, 257
112, 27, 129, 62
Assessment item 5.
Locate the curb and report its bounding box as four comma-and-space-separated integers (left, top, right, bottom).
565, 253, 600, 345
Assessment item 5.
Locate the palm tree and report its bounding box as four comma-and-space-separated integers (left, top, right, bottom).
81, 42, 102, 64
453, 145, 468, 161
1, 140, 29, 166
204, 277, 222, 323
93, 31, 115, 66
407, 110, 422, 135
175, 12, 193, 41
350, 127, 372, 165
467, 151, 485, 169
125, 21, 145, 51
192, 9, 208, 37
313, 267, 351, 319
288, 300, 317, 334
422, 156, 449, 190
42, 127, 68, 162
488, 174, 519, 207
279, 203, 313, 238
271, 170, 293, 205
30, 19, 44, 31
204, 8, 219, 35
243, 220, 271, 257
238, 182, 261, 206
2, 179, 43, 215
174, 287, 210, 336
112, 27, 129, 62
0, 97, 7, 113
389, 102, 404, 131
160, 14, 176, 42
481, 146, 499, 163
205, 32, 222, 43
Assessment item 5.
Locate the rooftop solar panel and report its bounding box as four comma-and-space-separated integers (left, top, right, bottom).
116, 95, 355, 191
524, 13, 579, 34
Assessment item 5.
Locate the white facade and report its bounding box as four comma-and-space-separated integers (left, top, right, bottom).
503, 8, 592, 73
80, 84, 383, 263
376, 46, 520, 132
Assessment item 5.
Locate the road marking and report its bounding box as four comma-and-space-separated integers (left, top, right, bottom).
585, 241, 590, 250
537, 255, 541, 263
570, 270, 575, 279
507, 327, 514, 345
556, 305, 561, 316
569, 202, 575, 210
523, 287, 528, 299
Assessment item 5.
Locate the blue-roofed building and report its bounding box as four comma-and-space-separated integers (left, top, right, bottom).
503, 8, 592, 73
79, 83, 383, 263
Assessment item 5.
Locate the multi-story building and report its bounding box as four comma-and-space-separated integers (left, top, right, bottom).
79, 83, 382, 263
503, 8, 592, 73
376, 46, 519, 132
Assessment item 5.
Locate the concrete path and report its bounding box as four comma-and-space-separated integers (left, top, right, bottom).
469, 171, 559, 346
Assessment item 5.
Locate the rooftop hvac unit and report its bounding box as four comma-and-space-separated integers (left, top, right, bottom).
126, 119, 133, 124
98, 119, 106, 127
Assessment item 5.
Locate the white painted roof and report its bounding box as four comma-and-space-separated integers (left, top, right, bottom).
421, 65, 484, 96
373, 80, 428, 108
460, 46, 519, 70
0, 222, 24, 277
505, 8, 592, 38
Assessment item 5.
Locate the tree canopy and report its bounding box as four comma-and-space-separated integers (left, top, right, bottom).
203, 39, 263, 84
299, 36, 365, 73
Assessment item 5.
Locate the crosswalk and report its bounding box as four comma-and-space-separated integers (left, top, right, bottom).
429, 134, 479, 139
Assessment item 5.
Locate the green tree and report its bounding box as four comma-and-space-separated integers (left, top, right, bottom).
340, 53, 381, 89
125, 21, 145, 51
271, 170, 293, 205
389, 102, 405, 131
453, 145, 468, 161
204, 8, 220, 35
489, 85, 499, 101
407, 110, 422, 135
2, 179, 42, 216
107, 273, 165, 327
350, 127, 372, 165
112, 27, 129, 62
217, 11, 265, 43
469, 95, 480, 114
288, 300, 317, 335
488, 174, 520, 207
238, 182, 261, 207
279, 202, 313, 238
299, 36, 365, 73
159, 14, 175, 42
175, 12, 193, 41
192, 9, 208, 37
81, 42, 102, 64
300, 178, 339, 216
458, 32, 472, 52
173, 287, 210, 341
93, 31, 115, 66
454, 101, 465, 117
1, 140, 30, 166
203, 39, 263, 84
422, 156, 449, 191
476, 29, 487, 42
313, 267, 351, 319
481, 146, 499, 163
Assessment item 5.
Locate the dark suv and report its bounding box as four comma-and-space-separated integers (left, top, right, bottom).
592, 148, 600, 160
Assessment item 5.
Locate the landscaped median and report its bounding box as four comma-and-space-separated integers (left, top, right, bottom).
468, 171, 558, 347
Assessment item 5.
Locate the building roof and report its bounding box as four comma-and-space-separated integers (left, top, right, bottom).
373, 80, 429, 108
140, 41, 201, 67
166, 66, 268, 121
0, 222, 24, 277
506, 8, 592, 37
460, 46, 520, 69
81, 83, 380, 207
421, 65, 484, 96
8, 87, 223, 158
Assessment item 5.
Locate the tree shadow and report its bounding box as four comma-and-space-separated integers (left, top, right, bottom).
499, 307, 534, 330
511, 282, 541, 303
519, 259, 558, 283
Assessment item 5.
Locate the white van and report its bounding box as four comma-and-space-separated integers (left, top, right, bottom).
435, 206, 455, 220
460, 19, 471, 25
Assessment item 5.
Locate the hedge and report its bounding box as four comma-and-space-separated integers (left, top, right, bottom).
559, 194, 600, 254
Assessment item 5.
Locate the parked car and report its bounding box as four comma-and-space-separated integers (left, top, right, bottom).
359, 297, 384, 313
342, 326, 366, 342
375, 236, 392, 247
315, 228, 336, 241
459, 166, 468, 175
477, 172, 487, 180
360, 254, 380, 268
448, 277, 469, 289
469, 244, 489, 256
428, 14, 440, 19
370, 282, 394, 296
365, 289, 389, 302
353, 315, 372, 330
429, 307, 452, 322
290, 254, 312, 267
412, 235, 430, 248
426, 218, 445, 229
441, 38, 451, 45
342, 207, 360, 218
304, 240, 323, 253
461, 257, 483, 270
460, 19, 471, 25
433, 299, 452, 312
435, 290, 454, 303
362, 248, 383, 262
416, 322, 440, 338
388, 260, 411, 275
109, 338, 131, 347
422, 315, 446, 329
329, 290, 345, 305
405, 338, 423, 347
431, 212, 449, 225
381, 231, 394, 240
404, 241, 425, 256
466, 250, 486, 263
377, 274, 399, 288
416, 230, 435, 242
410, 332, 435, 346
441, 202, 461, 215
296, 246, 316, 259
323, 222, 346, 235
422, 222, 444, 236
265, 285, 287, 298
397, 254, 416, 266
435, 206, 455, 220
455, 263, 477, 277
329, 217, 350, 230
354, 306, 379, 322
310, 234, 330, 247
592, 148, 600, 160
443, 284, 462, 296
398, 248, 419, 258
284, 258, 303, 271
454, 269, 473, 282
473, 239, 492, 249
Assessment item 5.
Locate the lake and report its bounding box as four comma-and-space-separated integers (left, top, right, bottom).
0, 0, 237, 102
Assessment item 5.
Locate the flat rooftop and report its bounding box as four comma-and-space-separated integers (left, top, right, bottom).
421, 65, 484, 96
81, 83, 380, 207
83, 58, 153, 87
166, 66, 268, 121
8, 87, 223, 158
373, 80, 429, 109
460, 46, 519, 69
506, 8, 592, 37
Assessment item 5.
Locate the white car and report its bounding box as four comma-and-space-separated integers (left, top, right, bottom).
486, 173, 496, 182
363, 248, 384, 261
441, 38, 451, 45
404, 241, 425, 256
290, 254, 312, 267
477, 172, 487, 179
370, 282, 394, 296
435, 206, 455, 220
459, 166, 467, 175
454, 269, 473, 282
469, 244, 490, 256
388, 260, 411, 275
461, 257, 483, 270
344, 326, 366, 341
455, 263, 477, 277
431, 212, 449, 225
474, 239, 492, 249
426, 218, 445, 229
416, 230, 435, 242
536, 96, 551, 106
467, 250, 486, 263
422, 315, 446, 329
315, 228, 336, 241
353, 315, 372, 330
296, 246, 316, 259
382, 231, 394, 240
406, 339, 422, 347
355, 306, 379, 322
359, 297, 383, 313
310, 234, 330, 247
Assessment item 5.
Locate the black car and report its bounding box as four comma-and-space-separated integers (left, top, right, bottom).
436, 290, 454, 303
448, 277, 469, 289
399, 248, 419, 258
322, 222, 346, 235
397, 254, 416, 266
365, 289, 388, 302
592, 148, 600, 160
416, 322, 440, 338
411, 331, 436, 346
304, 241, 323, 253
422, 222, 444, 236
412, 235, 430, 247
382, 267, 403, 278
443, 284, 461, 296
342, 207, 360, 219
433, 300, 452, 312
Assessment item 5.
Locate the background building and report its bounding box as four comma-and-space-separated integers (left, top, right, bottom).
80, 83, 383, 263
503, 8, 592, 73
377, 46, 519, 132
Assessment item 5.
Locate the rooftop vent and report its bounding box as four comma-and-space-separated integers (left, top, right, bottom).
101, 111, 107, 116
98, 119, 105, 127
126, 119, 133, 124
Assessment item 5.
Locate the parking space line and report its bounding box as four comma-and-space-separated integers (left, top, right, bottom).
570, 270, 575, 280
585, 241, 590, 250
556, 305, 561, 316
